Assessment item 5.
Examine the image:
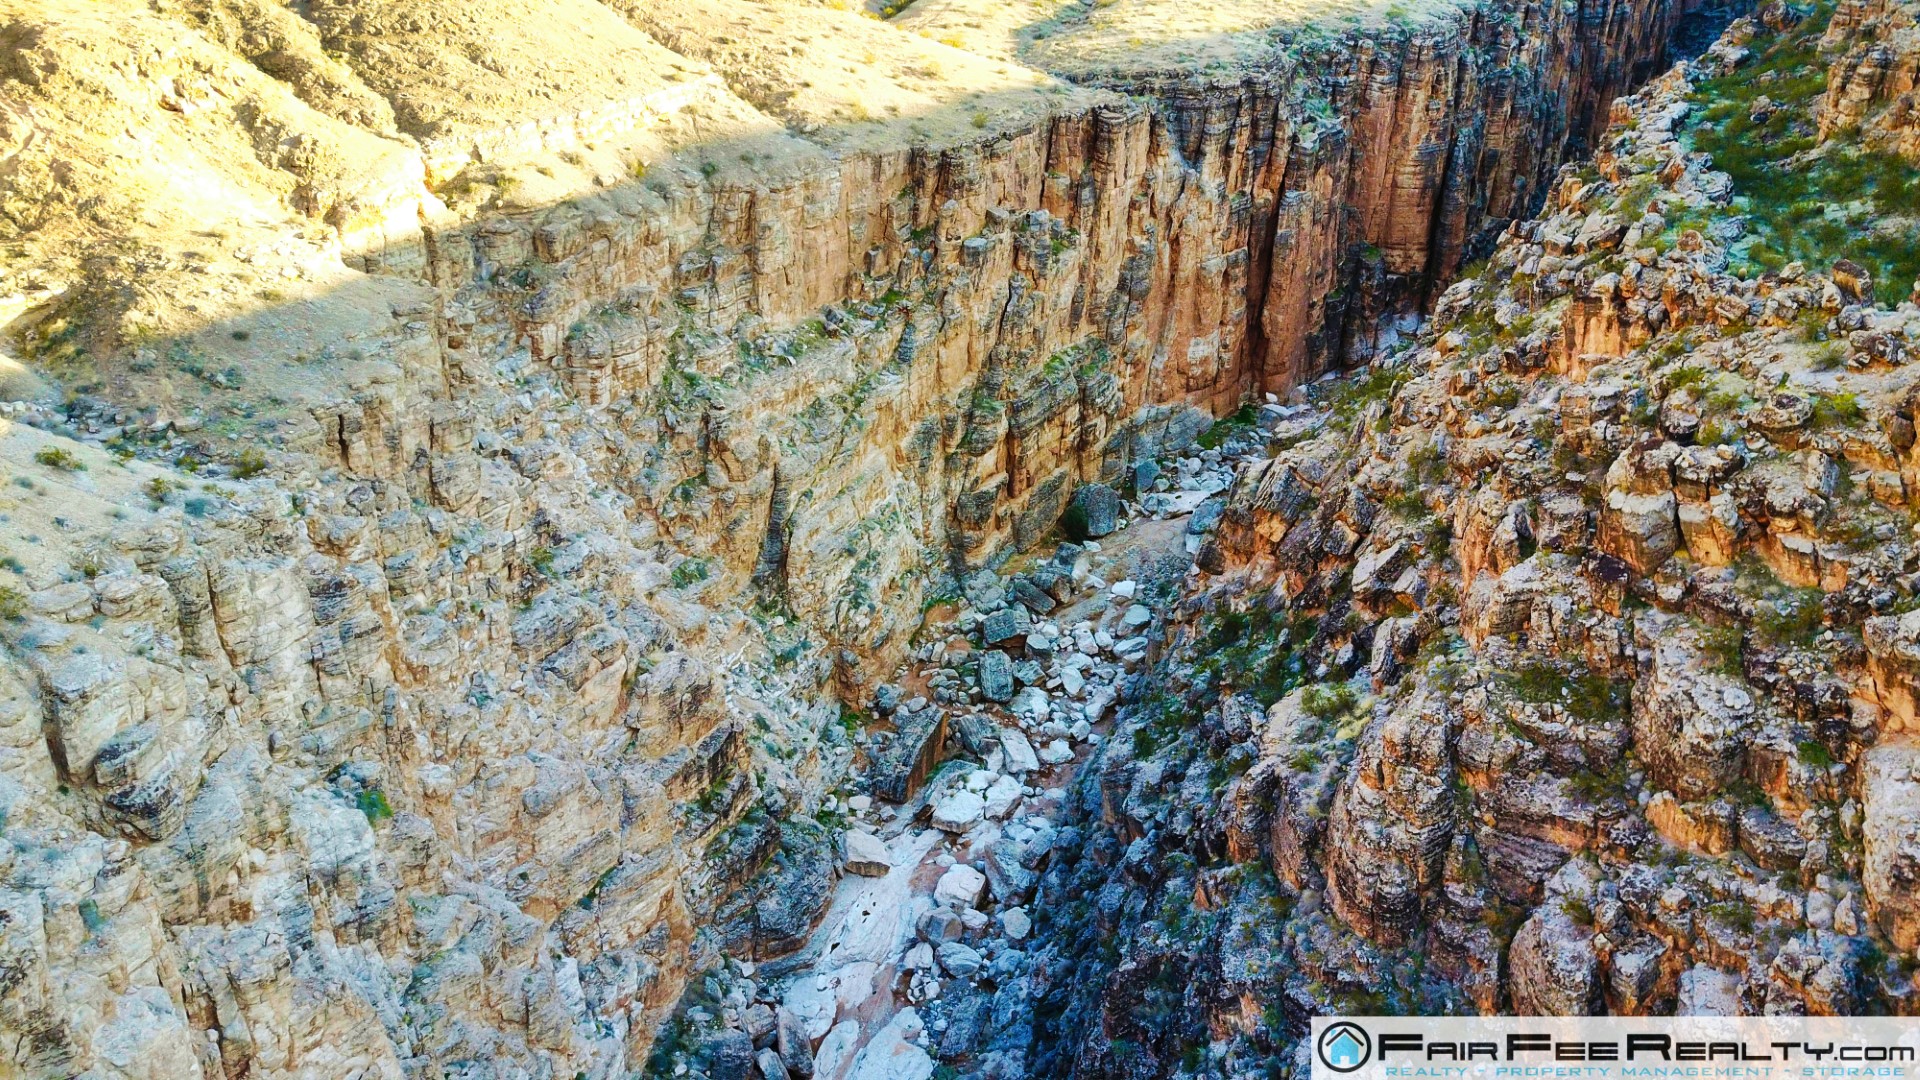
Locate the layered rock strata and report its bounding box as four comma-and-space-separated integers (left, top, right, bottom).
0, 0, 1723, 1077
994, 6, 1920, 1077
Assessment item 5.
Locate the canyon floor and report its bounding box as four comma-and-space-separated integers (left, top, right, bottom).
5, 0, 1920, 1079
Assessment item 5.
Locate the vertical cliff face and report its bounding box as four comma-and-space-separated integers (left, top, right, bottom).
1007, 4, 1920, 1074
397, 0, 1705, 696
1101, 0, 1695, 392
0, 1, 1716, 1077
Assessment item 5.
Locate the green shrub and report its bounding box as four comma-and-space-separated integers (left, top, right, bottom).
1301, 682, 1356, 721
355, 788, 393, 823
529, 545, 556, 577
0, 586, 24, 621
1696, 418, 1740, 446
1811, 391, 1863, 429
33, 447, 83, 472
1387, 489, 1432, 520
1797, 738, 1834, 768
143, 476, 176, 504
1664, 365, 1709, 393
1705, 898, 1757, 933
230, 448, 269, 479
1326, 366, 1409, 428
1483, 380, 1522, 409
669, 558, 710, 588
1755, 587, 1825, 644
1504, 662, 1629, 721
1196, 403, 1257, 449
1567, 762, 1628, 803
1132, 725, 1159, 759
1699, 622, 1744, 675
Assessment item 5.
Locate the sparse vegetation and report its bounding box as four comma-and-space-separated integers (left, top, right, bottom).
33, 447, 83, 472
529, 545, 557, 577
355, 788, 393, 824
1503, 662, 1630, 722
1754, 586, 1825, 644
1688, 2, 1920, 304
1810, 391, 1863, 429
1301, 682, 1357, 721
1798, 738, 1835, 769
1699, 622, 1744, 676
1195, 403, 1257, 450
143, 476, 176, 505
670, 558, 711, 588
229, 448, 269, 479
1562, 897, 1596, 926
1325, 365, 1409, 429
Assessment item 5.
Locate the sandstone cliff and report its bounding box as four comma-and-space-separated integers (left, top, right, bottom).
0, 0, 1739, 1077
997, 5, 1920, 1076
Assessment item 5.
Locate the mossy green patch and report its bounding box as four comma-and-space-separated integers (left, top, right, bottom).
1687, 2, 1920, 304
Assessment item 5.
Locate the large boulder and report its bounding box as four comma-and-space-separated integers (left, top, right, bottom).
704, 1031, 758, 1080
934, 864, 987, 908
981, 606, 1032, 645
843, 830, 893, 878
978, 650, 1015, 703
1598, 441, 1681, 574
868, 707, 949, 803
1632, 631, 1752, 802
775, 1008, 815, 1077
757, 1047, 793, 1080
1865, 610, 1920, 731
1069, 483, 1122, 538
931, 789, 986, 833
1000, 728, 1040, 774
846, 1008, 934, 1080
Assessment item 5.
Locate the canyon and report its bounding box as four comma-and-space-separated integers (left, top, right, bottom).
3, 0, 1920, 1078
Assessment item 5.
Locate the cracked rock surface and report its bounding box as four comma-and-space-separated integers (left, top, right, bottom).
14, 0, 1920, 1078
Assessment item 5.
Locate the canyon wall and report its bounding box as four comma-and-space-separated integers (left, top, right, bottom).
372, 0, 1704, 692
0, 1, 1713, 1077
995, 5, 1920, 1076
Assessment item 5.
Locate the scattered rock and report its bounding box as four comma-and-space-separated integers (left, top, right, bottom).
978, 649, 1015, 703
931, 789, 986, 833
1002, 907, 1032, 940
1001, 728, 1040, 774
934, 864, 987, 908
843, 830, 893, 877
1011, 686, 1051, 721
937, 941, 984, 978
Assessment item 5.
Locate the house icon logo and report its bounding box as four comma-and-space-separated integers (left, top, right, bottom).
1317, 1022, 1372, 1073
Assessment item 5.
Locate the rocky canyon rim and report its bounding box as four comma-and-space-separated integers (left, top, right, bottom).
11, 1, 1920, 1079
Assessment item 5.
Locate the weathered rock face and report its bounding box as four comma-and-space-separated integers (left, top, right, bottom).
987, 3, 1920, 1074
0, 0, 1747, 1077
1324, 688, 1459, 944
257, 0, 1711, 723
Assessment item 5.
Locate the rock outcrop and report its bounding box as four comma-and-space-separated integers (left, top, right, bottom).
976, 3, 1920, 1074
0, 0, 1842, 1077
